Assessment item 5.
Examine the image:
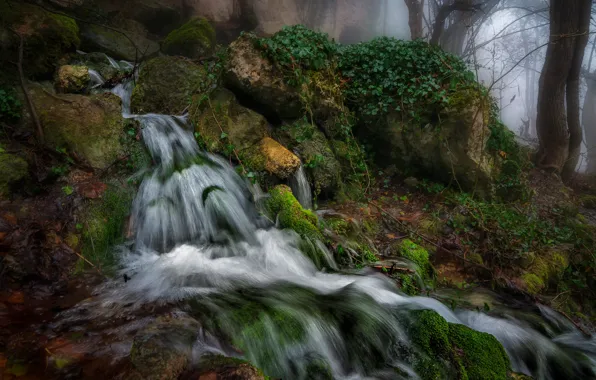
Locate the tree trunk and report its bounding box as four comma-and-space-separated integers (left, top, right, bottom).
562, 0, 592, 180
583, 75, 596, 174
536, 0, 589, 173
404, 0, 424, 40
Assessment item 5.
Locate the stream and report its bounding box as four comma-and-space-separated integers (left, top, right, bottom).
14, 60, 595, 379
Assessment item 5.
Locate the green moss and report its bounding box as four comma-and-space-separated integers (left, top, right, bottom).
267, 185, 322, 241
521, 273, 545, 295
448, 323, 510, 380
48, 13, 81, 47
0, 151, 28, 197
162, 17, 216, 59
398, 274, 419, 296
397, 239, 431, 276
80, 184, 133, 274
325, 217, 350, 236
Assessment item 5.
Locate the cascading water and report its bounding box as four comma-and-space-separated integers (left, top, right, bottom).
66, 71, 596, 380
88, 69, 105, 89
290, 165, 313, 209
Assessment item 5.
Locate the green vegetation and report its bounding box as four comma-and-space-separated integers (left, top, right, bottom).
397, 239, 431, 276
0, 87, 22, 122
162, 17, 216, 59
0, 149, 29, 197
266, 185, 322, 241
79, 185, 133, 273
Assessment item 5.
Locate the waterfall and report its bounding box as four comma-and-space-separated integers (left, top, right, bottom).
290, 165, 313, 209
88, 69, 105, 89
79, 62, 596, 380
106, 54, 121, 69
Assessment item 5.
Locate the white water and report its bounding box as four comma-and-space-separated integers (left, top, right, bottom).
84, 71, 596, 380
88, 69, 105, 89
290, 165, 313, 209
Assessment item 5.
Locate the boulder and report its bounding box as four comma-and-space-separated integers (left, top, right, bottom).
3, 3, 80, 78
129, 314, 200, 380
225, 34, 302, 119
80, 19, 159, 62
266, 184, 322, 241
191, 88, 269, 153
0, 151, 28, 198
69, 52, 131, 83
55, 65, 90, 93
161, 17, 216, 59
276, 119, 341, 195
29, 83, 125, 169
244, 137, 301, 179
380, 88, 498, 196
131, 56, 207, 114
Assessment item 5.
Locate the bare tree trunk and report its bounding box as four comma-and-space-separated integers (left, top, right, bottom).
404, 0, 424, 40
562, 0, 591, 180
536, 0, 589, 173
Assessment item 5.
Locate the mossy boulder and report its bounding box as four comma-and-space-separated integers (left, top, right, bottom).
244, 138, 301, 180
29, 83, 125, 169
395, 239, 431, 277
276, 119, 341, 195
406, 309, 511, 380
55, 65, 90, 93
190, 88, 268, 153
69, 52, 130, 83
5, 4, 80, 78
161, 17, 216, 59
80, 19, 159, 61
131, 56, 207, 114
129, 314, 200, 380
266, 185, 322, 241
519, 249, 569, 295
225, 34, 302, 119
0, 150, 28, 198
197, 355, 265, 380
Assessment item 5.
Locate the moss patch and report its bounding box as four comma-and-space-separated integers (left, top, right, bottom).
396, 239, 431, 277
162, 17, 216, 59
266, 185, 322, 241
0, 151, 28, 198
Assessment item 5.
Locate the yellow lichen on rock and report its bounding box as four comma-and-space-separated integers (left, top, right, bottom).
256, 137, 300, 179
55, 65, 90, 93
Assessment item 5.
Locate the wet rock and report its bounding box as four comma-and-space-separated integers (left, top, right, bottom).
225, 34, 302, 119
29, 83, 125, 169
2, 3, 80, 78
190, 88, 268, 153
266, 184, 322, 241
162, 17, 216, 59
197, 354, 266, 380
244, 138, 300, 180
131, 56, 207, 114
55, 65, 90, 93
69, 52, 130, 83
80, 19, 159, 62
129, 314, 201, 380
0, 151, 28, 198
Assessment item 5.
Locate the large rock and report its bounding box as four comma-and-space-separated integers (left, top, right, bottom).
379, 88, 498, 196
0, 151, 28, 198
29, 83, 125, 169
225, 34, 302, 119
131, 56, 207, 114
161, 17, 216, 59
3, 3, 80, 78
129, 314, 200, 380
80, 19, 159, 62
191, 88, 269, 153
55, 65, 90, 93
244, 137, 301, 179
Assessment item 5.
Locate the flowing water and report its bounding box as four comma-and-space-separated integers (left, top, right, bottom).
88, 69, 105, 89
56, 72, 596, 380
290, 165, 313, 209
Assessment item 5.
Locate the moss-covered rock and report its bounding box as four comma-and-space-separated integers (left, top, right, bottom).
80, 19, 159, 61
190, 88, 268, 153
0, 150, 28, 198
519, 249, 569, 295
69, 52, 130, 83
395, 239, 431, 277
244, 138, 301, 180
129, 314, 200, 380
161, 17, 215, 59
406, 310, 511, 380
225, 34, 303, 119
5, 4, 80, 78
197, 354, 266, 380
266, 185, 322, 241
276, 119, 341, 195
131, 56, 207, 114
54, 65, 90, 93
29, 83, 125, 169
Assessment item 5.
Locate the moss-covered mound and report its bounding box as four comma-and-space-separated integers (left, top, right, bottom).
266, 185, 322, 241
55, 65, 90, 93
0, 150, 28, 198
395, 239, 431, 277
161, 17, 216, 59
29, 83, 125, 169
407, 309, 511, 380
3, 3, 80, 78
131, 56, 207, 114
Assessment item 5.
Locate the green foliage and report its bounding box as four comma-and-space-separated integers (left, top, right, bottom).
0, 87, 22, 122
254, 25, 337, 86
338, 37, 475, 122
397, 239, 431, 276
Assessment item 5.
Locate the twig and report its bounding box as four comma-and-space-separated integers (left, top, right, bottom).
9, 29, 44, 144
65, 244, 102, 275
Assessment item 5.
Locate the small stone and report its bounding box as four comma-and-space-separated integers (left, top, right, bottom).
403, 177, 420, 189
255, 137, 301, 179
